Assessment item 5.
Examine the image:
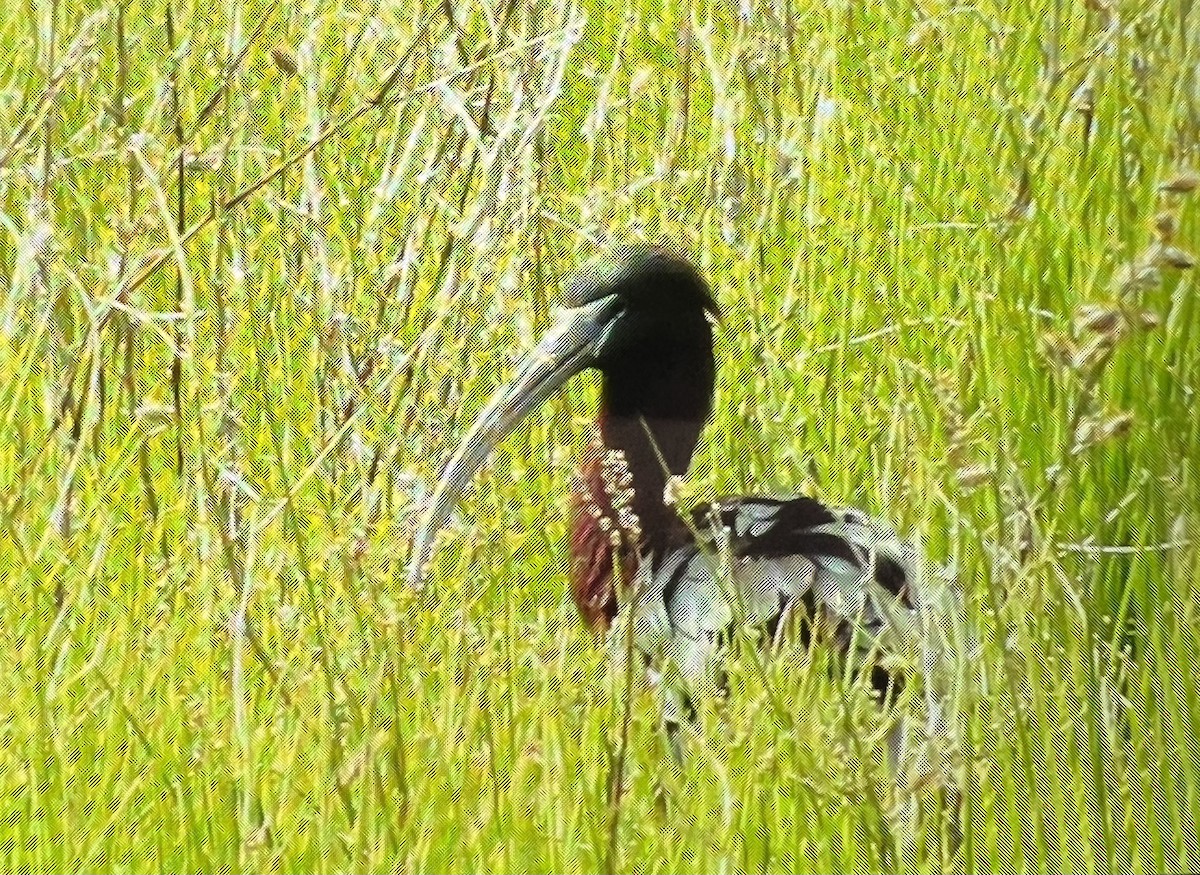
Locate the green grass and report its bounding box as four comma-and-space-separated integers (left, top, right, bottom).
2, 0, 1200, 871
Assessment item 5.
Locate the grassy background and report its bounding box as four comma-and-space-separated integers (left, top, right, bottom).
2, 0, 1200, 871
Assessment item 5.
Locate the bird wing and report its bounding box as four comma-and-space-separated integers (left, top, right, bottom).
689, 496, 920, 659
610, 494, 970, 782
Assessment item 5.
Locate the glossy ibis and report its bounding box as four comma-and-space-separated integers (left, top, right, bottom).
407, 244, 965, 786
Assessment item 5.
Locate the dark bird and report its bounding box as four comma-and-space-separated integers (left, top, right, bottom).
407, 244, 966, 786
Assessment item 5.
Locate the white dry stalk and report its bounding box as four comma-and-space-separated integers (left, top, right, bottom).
230, 511, 259, 854
364, 105, 433, 247
304, 39, 336, 319
129, 138, 198, 367
452, 6, 581, 251
693, 15, 741, 164
0, 9, 106, 169
580, 12, 629, 143
0, 198, 49, 338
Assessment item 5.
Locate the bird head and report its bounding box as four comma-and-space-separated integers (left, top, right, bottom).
406, 244, 718, 589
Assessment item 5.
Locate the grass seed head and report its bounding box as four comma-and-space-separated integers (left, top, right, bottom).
1159, 171, 1200, 195
1074, 303, 1123, 336
955, 463, 995, 490
1074, 84, 1095, 115
1071, 334, 1115, 373
1153, 210, 1178, 243
1111, 261, 1160, 296
601, 448, 641, 544
663, 475, 685, 508
906, 20, 942, 48
1076, 411, 1134, 449
1040, 331, 1076, 368
1099, 412, 1134, 441
271, 45, 298, 77
1161, 246, 1196, 269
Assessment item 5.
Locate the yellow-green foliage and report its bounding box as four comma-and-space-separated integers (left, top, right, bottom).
1, 0, 1199, 871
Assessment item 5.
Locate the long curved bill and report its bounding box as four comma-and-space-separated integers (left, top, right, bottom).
405, 294, 622, 590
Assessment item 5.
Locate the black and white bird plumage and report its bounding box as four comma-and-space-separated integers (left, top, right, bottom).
611, 493, 965, 781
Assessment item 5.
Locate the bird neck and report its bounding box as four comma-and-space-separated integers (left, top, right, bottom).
596, 412, 702, 544
595, 331, 714, 539
568, 325, 715, 628
568, 439, 632, 629
568, 412, 707, 629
